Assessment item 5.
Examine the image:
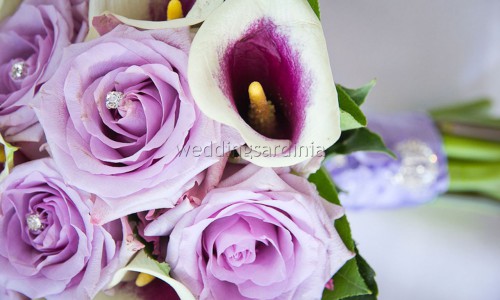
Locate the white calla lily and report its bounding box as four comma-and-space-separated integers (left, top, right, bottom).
98, 250, 195, 300
188, 0, 340, 167
87, 0, 223, 40
0, 0, 21, 22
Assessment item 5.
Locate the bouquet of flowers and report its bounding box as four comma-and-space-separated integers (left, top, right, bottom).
0, 0, 384, 299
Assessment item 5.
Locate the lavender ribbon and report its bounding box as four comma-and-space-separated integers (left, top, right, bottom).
325, 112, 449, 209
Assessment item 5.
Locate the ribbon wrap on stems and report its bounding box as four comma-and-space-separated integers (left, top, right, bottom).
326, 112, 449, 209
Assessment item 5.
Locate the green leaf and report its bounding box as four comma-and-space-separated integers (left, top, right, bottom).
309, 169, 377, 300
326, 128, 395, 158
322, 245, 379, 300
323, 259, 370, 300
338, 85, 367, 131
309, 168, 353, 248
336, 81, 376, 131
307, 0, 321, 19
127, 250, 171, 277
337, 80, 376, 106
308, 167, 341, 206
351, 247, 378, 298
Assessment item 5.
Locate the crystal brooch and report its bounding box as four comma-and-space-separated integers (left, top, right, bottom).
26, 213, 43, 232
10, 60, 28, 80
105, 91, 124, 110
393, 139, 439, 189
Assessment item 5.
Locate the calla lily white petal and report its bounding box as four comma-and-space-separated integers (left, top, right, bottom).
0, 0, 21, 22
188, 0, 340, 167
87, 0, 223, 40
100, 250, 195, 300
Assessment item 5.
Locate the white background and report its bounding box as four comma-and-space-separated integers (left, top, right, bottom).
320, 1, 500, 299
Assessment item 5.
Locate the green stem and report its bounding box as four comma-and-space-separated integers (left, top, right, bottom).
443, 134, 500, 162
429, 98, 492, 119
448, 160, 500, 200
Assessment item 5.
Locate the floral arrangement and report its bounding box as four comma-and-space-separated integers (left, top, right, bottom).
0, 1, 384, 299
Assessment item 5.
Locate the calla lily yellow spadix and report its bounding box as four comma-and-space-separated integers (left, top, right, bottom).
0, 146, 5, 164
86, 0, 224, 40
188, 0, 341, 167
167, 0, 184, 20
248, 81, 278, 138
135, 272, 156, 287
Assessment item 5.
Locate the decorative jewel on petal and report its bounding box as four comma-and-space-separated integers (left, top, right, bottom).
26, 213, 43, 232
188, 0, 340, 167
10, 60, 28, 80
105, 91, 124, 110
393, 139, 439, 189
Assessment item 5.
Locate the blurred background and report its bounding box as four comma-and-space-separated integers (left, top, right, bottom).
320, 0, 500, 299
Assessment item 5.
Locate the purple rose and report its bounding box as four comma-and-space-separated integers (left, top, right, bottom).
0, 0, 88, 158
164, 164, 354, 300
0, 158, 135, 299
35, 25, 240, 224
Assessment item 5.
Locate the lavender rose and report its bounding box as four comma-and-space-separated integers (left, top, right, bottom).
0, 0, 88, 158
35, 25, 239, 224
164, 164, 354, 300
0, 158, 135, 299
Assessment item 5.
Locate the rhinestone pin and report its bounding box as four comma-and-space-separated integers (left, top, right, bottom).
105, 91, 124, 110
393, 139, 439, 189
26, 214, 43, 232
10, 60, 28, 80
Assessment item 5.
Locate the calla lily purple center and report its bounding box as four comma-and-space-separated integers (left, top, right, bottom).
222, 19, 307, 140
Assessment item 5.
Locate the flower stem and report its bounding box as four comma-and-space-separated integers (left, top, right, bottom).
448, 159, 500, 200
443, 134, 500, 162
